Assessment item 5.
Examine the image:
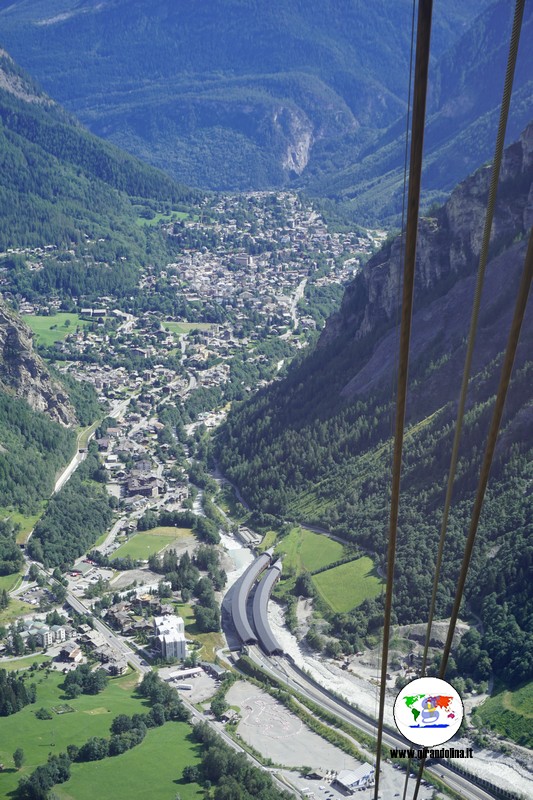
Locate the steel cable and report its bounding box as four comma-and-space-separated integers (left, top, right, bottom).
372, 3, 433, 798
420, 0, 526, 677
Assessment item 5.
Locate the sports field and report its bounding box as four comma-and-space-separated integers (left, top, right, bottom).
22, 313, 90, 346
312, 556, 383, 612
55, 721, 203, 800
275, 526, 344, 573
163, 321, 213, 335
110, 527, 193, 561
0, 669, 146, 797
476, 681, 533, 748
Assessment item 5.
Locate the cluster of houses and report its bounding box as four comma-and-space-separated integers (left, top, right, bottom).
21, 618, 70, 648
14, 617, 128, 674
162, 192, 382, 327
102, 598, 187, 663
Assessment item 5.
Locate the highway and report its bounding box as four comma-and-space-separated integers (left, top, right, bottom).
246, 648, 499, 800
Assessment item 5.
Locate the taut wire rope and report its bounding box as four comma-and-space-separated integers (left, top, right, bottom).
411, 224, 533, 800
420, 0, 526, 677
411, 4, 527, 795
373, 2, 433, 798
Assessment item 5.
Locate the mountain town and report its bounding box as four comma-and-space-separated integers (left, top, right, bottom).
0, 3, 531, 800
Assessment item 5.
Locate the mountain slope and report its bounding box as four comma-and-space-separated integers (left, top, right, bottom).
0, 0, 491, 196
216, 124, 533, 685
0, 49, 198, 303
304, 0, 533, 223
0, 302, 75, 425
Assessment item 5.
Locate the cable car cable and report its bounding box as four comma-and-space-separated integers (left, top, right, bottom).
411, 4, 527, 796
420, 0, 526, 677
372, 3, 433, 798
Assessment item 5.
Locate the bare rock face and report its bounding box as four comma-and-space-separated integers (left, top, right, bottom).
0, 304, 76, 426
320, 122, 533, 354
274, 106, 314, 175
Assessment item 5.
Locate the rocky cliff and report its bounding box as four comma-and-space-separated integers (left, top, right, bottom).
319, 121, 533, 402
0, 304, 76, 426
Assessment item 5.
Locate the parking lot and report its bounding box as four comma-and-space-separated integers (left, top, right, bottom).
226, 682, 363, 773
67, 565, 114, 595
158, 665, 219, 703
284, 766, 438, 800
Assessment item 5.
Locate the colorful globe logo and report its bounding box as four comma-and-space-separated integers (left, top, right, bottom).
393, 677, 464, 746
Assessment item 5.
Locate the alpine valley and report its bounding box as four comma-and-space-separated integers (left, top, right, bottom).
0, 5, 532, 800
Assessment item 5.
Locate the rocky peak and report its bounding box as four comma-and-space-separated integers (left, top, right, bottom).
0, 303, 76, 426
321, 122, 533, 349
0, 49, 53, 106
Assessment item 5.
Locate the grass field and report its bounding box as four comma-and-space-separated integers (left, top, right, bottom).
275, 527, 344, 573
476, 681, 533, 747
0, 571, 21, 592
135, 210, 194, 227
0, 669, 147, 797
22, 313, 90, 347
312, 556, 383, 612
55, 721, 203, 800
110, 527, 193, 561
175, 602, 224, 662
258, 530, 277, 552
0, 505, 45, 544
163, 321, 213, 335
1, 654, 52, 671
78, 419, 101, 450
0, 597, 33, 625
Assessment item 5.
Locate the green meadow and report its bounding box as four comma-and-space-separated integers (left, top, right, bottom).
0, 669, 146, 797
110, 527, 193, 561
0, 505, 45, 544
0, 667, 203, 800
275, 526, 344, 573
55, 722, 203, 800
135, 210, 194, 227
22, 313, 90, 347
1, 654, 52, 671
0, 571, 20, 593
476, 681, 533, 748
0, 597, 32, 626
175, 602, 224, 662
312, 556, 383, 612
163, 321, 213, 335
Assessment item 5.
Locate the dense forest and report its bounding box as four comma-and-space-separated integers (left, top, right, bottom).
0, 51, 202, 307
0, 519, 23, 577
1, 3, 531, 224
28, 447, 113, 568
0, 392, 75, 514
54, 371, 102, 427
216, 126, 533, 687
0, 669, 36, 716
217, 350, 533, 687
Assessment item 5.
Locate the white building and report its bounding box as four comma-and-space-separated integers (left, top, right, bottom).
153, 615, 187, 660
333, 765, 375, 793
23, 619, 66, 648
